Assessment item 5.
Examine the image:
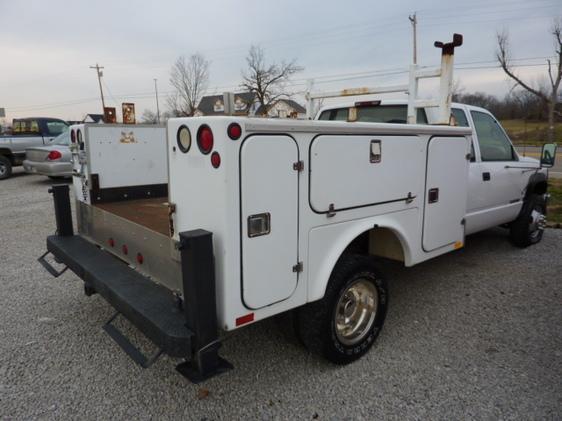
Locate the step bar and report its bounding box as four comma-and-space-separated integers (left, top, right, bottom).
39, 184, 232, 382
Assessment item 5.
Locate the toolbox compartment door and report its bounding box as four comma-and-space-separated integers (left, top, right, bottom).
422, 136, 469, 251
240, 135, 299, 309
309, 135, 423, 212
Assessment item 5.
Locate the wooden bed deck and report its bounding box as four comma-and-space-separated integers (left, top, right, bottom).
96, 197, 170, 236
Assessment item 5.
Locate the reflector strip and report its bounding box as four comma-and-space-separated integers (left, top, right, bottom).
235, 313, 254, 327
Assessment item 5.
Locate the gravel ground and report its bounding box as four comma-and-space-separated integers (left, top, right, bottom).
1, 168, 561, 420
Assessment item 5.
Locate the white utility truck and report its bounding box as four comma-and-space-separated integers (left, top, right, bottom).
39, 35, 557, 382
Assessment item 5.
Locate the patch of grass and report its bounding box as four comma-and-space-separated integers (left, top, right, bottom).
500, 119, 562, 146
547, 178, 562, 226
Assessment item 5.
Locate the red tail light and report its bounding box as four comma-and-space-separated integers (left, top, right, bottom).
211, 151, 221, 168
197, 125, 214, 154
136, 253, 144, 264
47, 150, 62, 160
227, 123, 242, 140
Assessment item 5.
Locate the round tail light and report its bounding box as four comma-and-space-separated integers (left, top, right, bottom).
227, 123, 242, 140
197, 125, 214, 154
211, 151, 221, 168
47, 150, 62, 160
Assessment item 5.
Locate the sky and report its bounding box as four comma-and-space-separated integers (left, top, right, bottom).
0, 0, 560, 122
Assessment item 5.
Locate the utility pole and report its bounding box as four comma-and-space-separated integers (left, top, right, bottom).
90, 63, 106, 113
409, 13, 417, 64
154, 78, 161, 124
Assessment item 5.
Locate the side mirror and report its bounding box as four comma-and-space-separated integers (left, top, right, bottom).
540, 143, 557, 168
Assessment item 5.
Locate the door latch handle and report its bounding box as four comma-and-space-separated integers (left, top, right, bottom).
482, 172, 491, 181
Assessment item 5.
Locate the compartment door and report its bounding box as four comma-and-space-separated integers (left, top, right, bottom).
241, 135, 299, 309
423, 137, 469, 251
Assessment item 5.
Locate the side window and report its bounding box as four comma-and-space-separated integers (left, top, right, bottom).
46, 121, 68, 136
470, 111, 515, 161
452, 108, 474, 161
318, 108, 349, 121
451, 108, 469, 127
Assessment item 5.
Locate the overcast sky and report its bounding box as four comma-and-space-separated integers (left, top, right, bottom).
1, 0, 560, 122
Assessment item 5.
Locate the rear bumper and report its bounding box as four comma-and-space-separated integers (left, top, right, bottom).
23, 160, 72, 177
40, 185, 231, 381
46, 234, 193, 357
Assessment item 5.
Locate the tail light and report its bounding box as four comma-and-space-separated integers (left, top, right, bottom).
227, 123, 242, 140
197, 125, 213, 154
47, 150, 62, 160
211, 151, 221, 168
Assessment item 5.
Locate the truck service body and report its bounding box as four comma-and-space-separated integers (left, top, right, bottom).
38, 35, 555, 381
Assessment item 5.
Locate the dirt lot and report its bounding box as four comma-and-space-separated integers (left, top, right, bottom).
1, 168, 561, 420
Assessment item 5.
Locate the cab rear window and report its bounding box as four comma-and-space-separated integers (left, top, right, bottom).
319, 105, 428, 124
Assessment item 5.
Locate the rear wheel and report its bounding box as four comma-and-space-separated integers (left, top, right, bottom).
509, 194, 546, 248
0, 155, 12, 180
297, 254, 388, 364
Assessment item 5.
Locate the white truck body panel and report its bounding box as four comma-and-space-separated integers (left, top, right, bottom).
423, 136, 468, 250
166, 117, 471, 329
240, 135, 299, 309
70, 124, 166, 204
309, 135, 423, 212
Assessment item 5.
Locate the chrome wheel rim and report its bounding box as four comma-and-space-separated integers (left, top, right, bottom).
529, 207, 546, 240
0, 162, 6, 176
335, 279, 378, 346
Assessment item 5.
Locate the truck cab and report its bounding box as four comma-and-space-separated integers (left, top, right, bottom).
316, 100, 549, 241
0, 117, 69, 179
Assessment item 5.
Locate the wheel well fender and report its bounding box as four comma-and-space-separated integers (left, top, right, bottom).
525, 172, 547, 198
307, 216, 412, 303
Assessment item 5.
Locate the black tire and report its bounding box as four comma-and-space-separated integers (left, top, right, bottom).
0, 155, 12, 180
296, 254, 388, 364
509, 194, 546, 248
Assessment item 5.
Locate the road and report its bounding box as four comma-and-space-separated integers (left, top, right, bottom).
515, 146, 562, 178
1, 168, 561, 419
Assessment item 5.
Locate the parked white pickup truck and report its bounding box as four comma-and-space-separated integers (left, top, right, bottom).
37, 35, 557, 382
316, 100, 555, 247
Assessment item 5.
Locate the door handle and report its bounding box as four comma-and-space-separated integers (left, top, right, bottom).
482, 172, 491, 181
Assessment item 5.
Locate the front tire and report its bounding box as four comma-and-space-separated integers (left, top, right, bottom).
0, 155, 12, 180
509, 194, 546, 248
297, 254, 388, 364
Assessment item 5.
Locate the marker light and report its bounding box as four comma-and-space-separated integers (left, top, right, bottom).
211, 151, 221, 168
227, 123, 242, 140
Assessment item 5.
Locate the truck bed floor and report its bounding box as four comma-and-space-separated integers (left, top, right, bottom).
96, 197, 170, 236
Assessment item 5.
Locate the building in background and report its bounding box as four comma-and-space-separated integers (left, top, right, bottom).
82, 114, 105, 124
255, 99, 306, 119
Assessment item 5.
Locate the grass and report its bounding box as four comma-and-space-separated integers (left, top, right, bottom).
500, 119, 562, 146
548, 178, 562, 226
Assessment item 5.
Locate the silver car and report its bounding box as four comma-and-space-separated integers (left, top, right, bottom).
23, 131, 72, 179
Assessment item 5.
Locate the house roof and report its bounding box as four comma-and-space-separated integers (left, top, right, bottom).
255, 99, 306, 116
197, 92, 255, 115
83, 114, 104, 123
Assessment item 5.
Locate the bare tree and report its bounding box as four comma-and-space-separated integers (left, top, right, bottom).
496, 20, 561, 142
169, 53, 210, 116
241, 45, 303, 116
140, 109, 158, 124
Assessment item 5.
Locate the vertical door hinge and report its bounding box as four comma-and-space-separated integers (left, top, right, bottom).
327, 203, 336, 217
292, 262, 303, 273
293, 161, 304, 171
